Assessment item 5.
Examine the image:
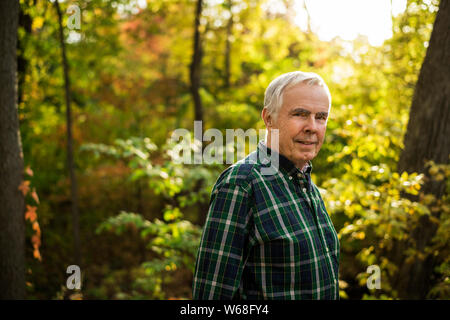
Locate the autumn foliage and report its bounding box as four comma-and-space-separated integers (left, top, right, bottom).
16, 0, 448, 300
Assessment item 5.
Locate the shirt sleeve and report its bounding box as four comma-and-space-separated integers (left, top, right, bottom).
192, 182, 252, 300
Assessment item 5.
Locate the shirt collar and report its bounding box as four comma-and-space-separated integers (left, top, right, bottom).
257, 140, 313, 178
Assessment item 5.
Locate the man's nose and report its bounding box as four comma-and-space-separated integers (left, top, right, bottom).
304, 115, 317, 133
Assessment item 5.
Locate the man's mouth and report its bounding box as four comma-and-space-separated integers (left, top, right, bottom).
295, 140, 316, 145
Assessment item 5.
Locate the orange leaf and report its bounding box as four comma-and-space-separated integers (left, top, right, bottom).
33, 249, 42, 261
32, 221, 41, 236
25, 205, 37, 222
31, 188, 40, 204
31, 234, 41, 247
18, 180, 30, 196
25, 166, 34, 176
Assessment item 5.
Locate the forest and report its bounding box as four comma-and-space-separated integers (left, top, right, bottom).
0, 0, 449, 300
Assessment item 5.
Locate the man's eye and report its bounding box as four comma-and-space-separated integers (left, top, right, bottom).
316, 113, 328, 120
295, 112, 309, 117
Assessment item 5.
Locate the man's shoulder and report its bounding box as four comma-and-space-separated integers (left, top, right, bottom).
310, 180, 327, 200
213, 151, 262, 193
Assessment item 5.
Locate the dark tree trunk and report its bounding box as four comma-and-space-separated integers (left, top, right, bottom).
55, 0, 82, 269
0, 0, 26, 299
398, 0, 450, 189
394, 0, 450, 299
190, 0, 204, 126
17, 2, 32, 106
189, 0, 209, 225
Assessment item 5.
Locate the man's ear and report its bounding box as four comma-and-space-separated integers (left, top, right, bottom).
261, 107, 272, 127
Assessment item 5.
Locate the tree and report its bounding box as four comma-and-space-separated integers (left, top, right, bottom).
0, 0, 26, 299
395, 0, 450, 299
54, 0, 82, 269
190, 0, 209, 225
190, 0, 204, 127
17, 1, 32, 106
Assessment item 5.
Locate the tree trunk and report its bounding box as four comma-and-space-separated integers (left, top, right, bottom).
190, 0, 209, 225
398, 0, 450, 189
395, 0, 450, 299
18, 2, 32, 106
0, 0, 26, 299
189, 0, 204, 126
55, 0, 82, 269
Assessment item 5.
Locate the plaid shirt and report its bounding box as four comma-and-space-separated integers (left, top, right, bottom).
193, 141, 340, 300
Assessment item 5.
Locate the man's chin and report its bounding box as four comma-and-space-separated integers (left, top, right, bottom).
293, 152, 315, 163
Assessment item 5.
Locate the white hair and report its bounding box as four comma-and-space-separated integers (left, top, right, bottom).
263, 71, 331, 120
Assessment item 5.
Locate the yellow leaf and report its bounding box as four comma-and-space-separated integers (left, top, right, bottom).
356, 232, 365, 240
401, 171, 408, 181
428, 166, 439, 176
32, 17, 44, 31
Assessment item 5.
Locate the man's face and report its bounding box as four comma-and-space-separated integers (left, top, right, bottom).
263, 82, 330, 169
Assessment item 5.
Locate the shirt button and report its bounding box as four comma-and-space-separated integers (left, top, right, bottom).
302, 188, 307, 193
289, 176, 293, 180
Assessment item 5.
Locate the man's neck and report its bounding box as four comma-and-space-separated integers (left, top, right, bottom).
263, 140, 309, 171
300, 162, 309, 172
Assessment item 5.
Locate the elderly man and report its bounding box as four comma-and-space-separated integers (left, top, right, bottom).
192, 71, 340, 300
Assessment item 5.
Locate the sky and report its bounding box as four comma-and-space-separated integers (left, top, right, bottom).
134, 0, 408, 47
276, 0, 408, 46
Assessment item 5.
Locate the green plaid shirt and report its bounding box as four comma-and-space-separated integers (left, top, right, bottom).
193, 141, 340, 300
